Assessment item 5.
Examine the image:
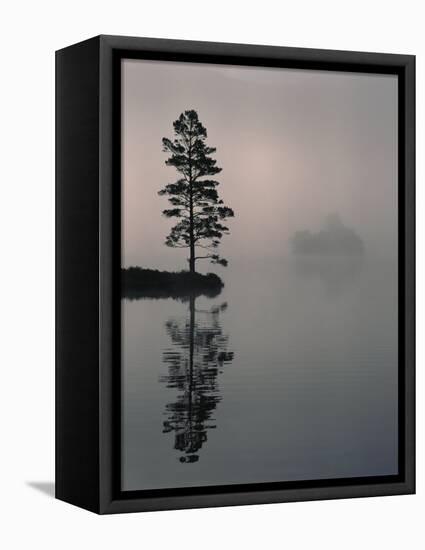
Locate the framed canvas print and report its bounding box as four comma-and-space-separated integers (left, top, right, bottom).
56, 35, 415, 514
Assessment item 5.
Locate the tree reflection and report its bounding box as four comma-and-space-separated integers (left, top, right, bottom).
292, 255, 364, 297
161, 297, 234, 463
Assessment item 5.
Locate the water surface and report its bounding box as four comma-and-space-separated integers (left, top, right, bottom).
122, 257, 398, 490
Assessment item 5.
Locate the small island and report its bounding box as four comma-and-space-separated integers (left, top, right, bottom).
122, 267, 223, 300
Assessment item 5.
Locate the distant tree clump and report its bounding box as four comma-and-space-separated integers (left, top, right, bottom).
291, 214, 365, 256
159, 110, 234, 273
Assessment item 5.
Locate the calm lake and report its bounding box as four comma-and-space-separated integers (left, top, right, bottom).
121, 257, 398, 491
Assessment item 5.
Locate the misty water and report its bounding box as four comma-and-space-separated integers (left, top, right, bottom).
122, 257, 398, 491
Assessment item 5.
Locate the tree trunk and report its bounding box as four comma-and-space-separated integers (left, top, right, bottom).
189, 243, 195, 273
188, 128, 196, 274
189, 188, 195, 273
189, 173, 195, 273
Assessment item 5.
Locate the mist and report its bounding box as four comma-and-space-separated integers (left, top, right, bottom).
122, 59, 397, 271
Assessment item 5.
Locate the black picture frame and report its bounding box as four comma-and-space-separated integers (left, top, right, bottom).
56, 35, 415, 514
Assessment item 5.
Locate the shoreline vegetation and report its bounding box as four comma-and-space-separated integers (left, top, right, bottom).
121, 267, 223, 300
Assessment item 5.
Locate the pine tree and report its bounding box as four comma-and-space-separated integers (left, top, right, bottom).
159, 110, 234, 273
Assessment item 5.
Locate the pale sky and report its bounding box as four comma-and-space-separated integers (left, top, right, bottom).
122, 59, 398, 270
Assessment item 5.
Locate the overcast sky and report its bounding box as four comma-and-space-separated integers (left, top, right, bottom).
122, 59, 397, 270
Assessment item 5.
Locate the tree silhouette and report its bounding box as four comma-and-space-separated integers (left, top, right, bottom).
160, 110, 234, 273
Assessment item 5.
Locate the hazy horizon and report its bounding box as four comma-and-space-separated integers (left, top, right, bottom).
122, 59, 397, 271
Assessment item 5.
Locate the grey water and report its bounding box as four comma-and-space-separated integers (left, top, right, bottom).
121, 257, 398, 491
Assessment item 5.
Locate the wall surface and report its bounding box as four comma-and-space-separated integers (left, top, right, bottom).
1, 0, 422, 548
